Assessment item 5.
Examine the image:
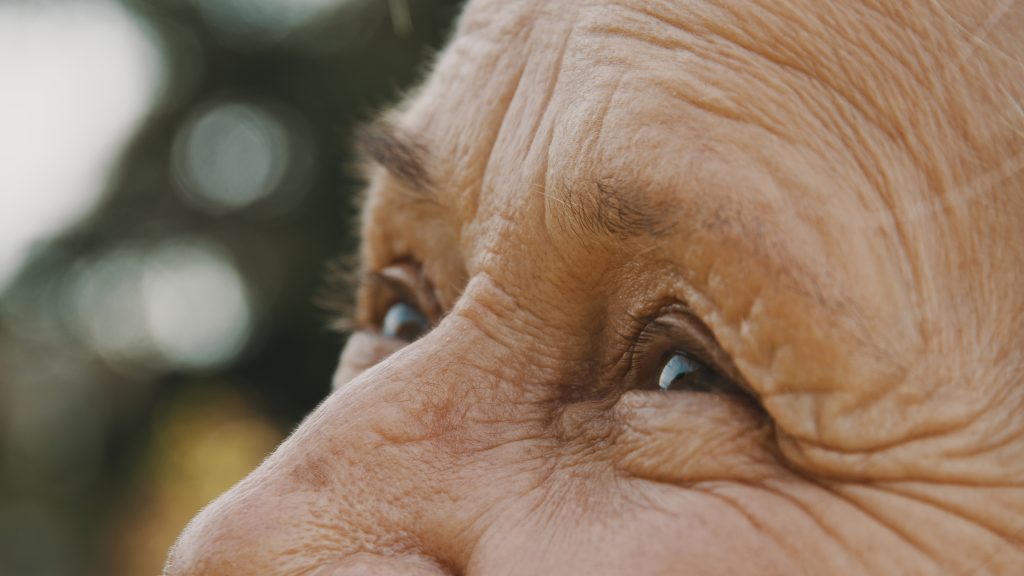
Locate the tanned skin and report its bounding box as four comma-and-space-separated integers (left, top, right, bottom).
166, 1, 1024, 574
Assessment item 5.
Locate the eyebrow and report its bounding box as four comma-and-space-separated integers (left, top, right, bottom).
356, 119, 668, 239
355, 119, 433, 193
562, 177, 676, 239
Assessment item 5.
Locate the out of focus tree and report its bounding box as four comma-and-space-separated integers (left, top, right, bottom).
0, 1, 464, 574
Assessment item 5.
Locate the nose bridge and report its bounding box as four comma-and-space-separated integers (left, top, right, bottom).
336, 319, 525, 457
168, 290, 557, 574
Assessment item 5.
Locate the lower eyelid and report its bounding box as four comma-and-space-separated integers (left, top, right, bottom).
608, 390, 777, 481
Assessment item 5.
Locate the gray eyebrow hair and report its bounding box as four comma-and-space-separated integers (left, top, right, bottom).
355, 119, 434, 194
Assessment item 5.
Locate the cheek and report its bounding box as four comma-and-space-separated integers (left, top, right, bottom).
469, 472, 801, 574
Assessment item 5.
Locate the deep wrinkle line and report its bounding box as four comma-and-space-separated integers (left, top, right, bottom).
805, 479, 946, 573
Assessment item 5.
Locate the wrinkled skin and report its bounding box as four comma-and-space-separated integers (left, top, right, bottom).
166, 1, 1024, 574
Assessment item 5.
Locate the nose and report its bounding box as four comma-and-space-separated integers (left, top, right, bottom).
164, 309, 550, 575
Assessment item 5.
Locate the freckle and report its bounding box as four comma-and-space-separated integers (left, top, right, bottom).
291, 455, 331, 490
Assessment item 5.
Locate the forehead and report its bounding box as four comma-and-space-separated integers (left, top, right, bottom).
363, 0, 1019, 384
394, 0, 920, 248
383, 0, 912, 299
392, 0, 1020, 220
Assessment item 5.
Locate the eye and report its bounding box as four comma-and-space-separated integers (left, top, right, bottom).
381, 301, 430, 341
656, 352, 744, 395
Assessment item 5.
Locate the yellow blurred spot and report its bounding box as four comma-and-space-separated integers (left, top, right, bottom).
106, 387, 283, 576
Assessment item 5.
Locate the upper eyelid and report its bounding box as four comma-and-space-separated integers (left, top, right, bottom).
649, 316, 722, 367
622, 316, 707, 380
352, 270, 414, 330
357, 263, 443, 328
362, 269, 416, 301
621, 307, 752, 392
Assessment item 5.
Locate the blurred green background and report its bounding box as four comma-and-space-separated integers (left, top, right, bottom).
0, 1, 465, 574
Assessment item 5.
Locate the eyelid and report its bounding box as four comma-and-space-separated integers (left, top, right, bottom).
627, 307, 755, 398
363, 269, 416, 303
650, 315, 728, 372
356, 261, 441, 330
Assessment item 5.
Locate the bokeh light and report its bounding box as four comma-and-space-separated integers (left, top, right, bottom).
66, 245, 158, 369
190, 0, 357, 48
106, 387, 283, 576
66, 238, 254, 373
141, 238, 254, 371
172, 102, 296, 214
0, 0, 163, 292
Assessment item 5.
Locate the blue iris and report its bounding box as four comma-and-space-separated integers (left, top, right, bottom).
658, 354, 698, 391
381, 301, 430, 341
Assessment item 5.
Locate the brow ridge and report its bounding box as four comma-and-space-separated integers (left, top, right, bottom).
356, 119, 434, 195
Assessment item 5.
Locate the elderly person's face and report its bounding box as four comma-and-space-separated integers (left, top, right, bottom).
167, 0, 1024, 573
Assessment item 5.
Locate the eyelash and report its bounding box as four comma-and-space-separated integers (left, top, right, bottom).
622, 307, 690, 376
319, 253, 362, 333
318, 256, 429, 335
625, 314, 660, 376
